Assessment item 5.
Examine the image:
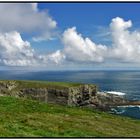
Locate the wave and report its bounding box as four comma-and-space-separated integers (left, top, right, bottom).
117, 105, 140, 108
106, 91, 126, 96
110, 108, 126, 114
111, 106, 140, 117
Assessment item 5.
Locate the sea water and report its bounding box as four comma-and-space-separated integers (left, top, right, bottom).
0, 70, 140, 119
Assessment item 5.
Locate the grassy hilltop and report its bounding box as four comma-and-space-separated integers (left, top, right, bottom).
0, 80, 139, 137
0, 96, 140, 137
0, 80, 82, 89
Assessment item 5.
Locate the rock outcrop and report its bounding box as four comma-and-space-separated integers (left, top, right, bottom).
0, 81, 98, 107
0, 80, 136, 110
68, 84, 97, 106
19, 88, 48, 102
95, 92, 127, 110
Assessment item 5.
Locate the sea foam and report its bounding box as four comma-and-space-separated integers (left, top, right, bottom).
106, 91, 126, 96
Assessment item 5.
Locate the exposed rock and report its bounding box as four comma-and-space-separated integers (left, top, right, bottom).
0, 80, 138, 111
68, 84, 97, 106
0, 80, 17, 91
0, 81, 17, 96
92, 92, 128, 110
19, 88, 48, 102
47, 87, 69, 105
96, 92, 127, 106
0, 81, 98, 107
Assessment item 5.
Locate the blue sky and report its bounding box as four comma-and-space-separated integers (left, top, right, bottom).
1, 3, 140, 70
38, 3, 140, 27
36, 3, 140, 47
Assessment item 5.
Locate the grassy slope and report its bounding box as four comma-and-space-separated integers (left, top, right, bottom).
0, 96, 140, 137
0, 80, 83, 89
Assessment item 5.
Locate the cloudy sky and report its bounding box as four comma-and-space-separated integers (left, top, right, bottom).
1, 3, 140, 70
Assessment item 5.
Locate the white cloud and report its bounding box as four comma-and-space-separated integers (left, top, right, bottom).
60, 17, 140, 64
31, 3, 38, 12
39, 50, 65, 65
0, 31, 36, 66
0, 3, 57, 41
110, 17, 140, 62
62, 27, 107, 63
110, 17, 132, 31
0, 31, 64, 66
1, 15, 140, 67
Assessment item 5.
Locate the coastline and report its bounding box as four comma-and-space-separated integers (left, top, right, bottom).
0, 79, 140, 119
0, 80, 140, 136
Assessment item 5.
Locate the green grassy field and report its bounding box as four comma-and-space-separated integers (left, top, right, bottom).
0, 96, 140, 137
0, 80, 83, 89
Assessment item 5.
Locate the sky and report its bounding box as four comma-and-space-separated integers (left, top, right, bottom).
1, 3, 140, 70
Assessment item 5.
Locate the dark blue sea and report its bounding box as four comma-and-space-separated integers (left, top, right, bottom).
0, 70, 140, 119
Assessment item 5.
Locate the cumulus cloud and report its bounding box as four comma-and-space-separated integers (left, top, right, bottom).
31, 3, 38, 12
110, 17, 132, 31
1, 15, 140, 67
62, 27, 107, 63
0, 3, 61, 66
0, 31, 64, 66
0, 3, 57, 41
59, 17, 140, 64
39, 50, 65, 65
0, 31, 36, 66
110, 17, 140, 62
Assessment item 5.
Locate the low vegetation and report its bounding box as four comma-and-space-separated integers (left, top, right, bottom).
0, 96, 140, 137
0, 80, 83, 89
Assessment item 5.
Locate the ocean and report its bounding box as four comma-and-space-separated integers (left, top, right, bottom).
0, 70, 140, 119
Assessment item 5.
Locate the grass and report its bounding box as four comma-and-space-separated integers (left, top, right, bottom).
0, 96, 140, 137
17, 80, 82, 88
0, 80, 83, 89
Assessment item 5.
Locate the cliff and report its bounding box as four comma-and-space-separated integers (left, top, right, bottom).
0, 80, 96, 106
0, 80, 130, 110
0, 80, 140, 137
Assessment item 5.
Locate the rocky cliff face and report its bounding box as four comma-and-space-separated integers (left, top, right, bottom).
95, 92, 127, 110
0, 81, 97, 106
0, 80, 130, 110
19, 88, 48, 102
68, 84, 97, 107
